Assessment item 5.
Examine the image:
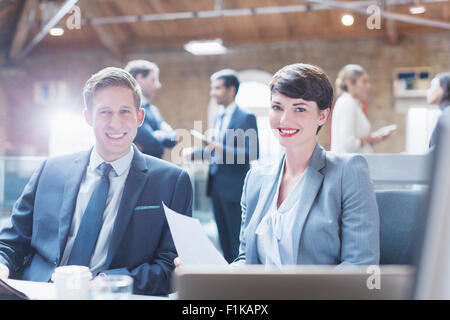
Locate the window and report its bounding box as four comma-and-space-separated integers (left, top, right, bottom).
406, 107, 441, 153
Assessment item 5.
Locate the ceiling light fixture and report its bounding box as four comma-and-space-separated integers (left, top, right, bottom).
341, 14, 354, 26
409, 5, 426, 14
184, 38, 228, 55
49, 27, 64, 36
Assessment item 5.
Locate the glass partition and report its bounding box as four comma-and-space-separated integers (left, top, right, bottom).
0, 156, 45, 228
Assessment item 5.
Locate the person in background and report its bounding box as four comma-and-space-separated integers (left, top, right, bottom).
428, 72, 450, 148
331, 64, 392, 153
185, 69, 259, 263
0, 67, 193, 296
125, 59, 178, 158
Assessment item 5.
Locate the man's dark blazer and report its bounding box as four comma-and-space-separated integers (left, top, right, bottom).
135, 103, 177, 158
0, 145, 193, 296
207, 106, 259, 203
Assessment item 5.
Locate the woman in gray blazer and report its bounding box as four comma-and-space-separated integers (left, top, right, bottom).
234, 63, 379, 266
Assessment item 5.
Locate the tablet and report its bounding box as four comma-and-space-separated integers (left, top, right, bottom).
373, 124, 397, 137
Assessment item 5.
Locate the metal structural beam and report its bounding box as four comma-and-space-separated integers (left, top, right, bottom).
13, 0, 79, 63
81, 0, 450, 31
9, 0, 39, 62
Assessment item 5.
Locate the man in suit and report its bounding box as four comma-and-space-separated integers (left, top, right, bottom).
190, 69, 259, 263
0, 67, 193, 296
125, 60, 178, 158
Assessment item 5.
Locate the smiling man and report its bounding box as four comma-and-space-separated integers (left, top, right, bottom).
0, 67, 193, 296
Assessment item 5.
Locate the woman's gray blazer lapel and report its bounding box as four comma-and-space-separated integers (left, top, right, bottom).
291, 143, 326, 263
245, 155, 284, 263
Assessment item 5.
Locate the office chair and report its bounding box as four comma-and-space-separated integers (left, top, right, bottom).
376, 189, 427, 265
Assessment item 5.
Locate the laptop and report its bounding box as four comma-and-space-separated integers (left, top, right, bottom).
173, 264, 414, 300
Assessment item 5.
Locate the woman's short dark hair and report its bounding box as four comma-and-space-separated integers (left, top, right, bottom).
270, 63, 334, 134
436, 72, 450, 106
270, 63, 334, 110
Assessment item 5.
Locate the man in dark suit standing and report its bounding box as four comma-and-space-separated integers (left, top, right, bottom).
0, 67, 193, 296
199, 69, 259, 263
125, 60, 178, 158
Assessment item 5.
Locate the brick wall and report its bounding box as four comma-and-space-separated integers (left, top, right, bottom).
0, 31, 449, 156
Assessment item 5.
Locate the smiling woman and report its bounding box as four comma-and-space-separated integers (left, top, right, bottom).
233, 63, 380, 267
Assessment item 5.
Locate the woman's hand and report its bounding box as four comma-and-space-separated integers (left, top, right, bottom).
362, 132, 390, 146
0, 263, 9, 280
174, 257, 183, 269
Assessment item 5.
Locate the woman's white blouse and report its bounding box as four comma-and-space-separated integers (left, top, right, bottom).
331, 92, 373, 153
255, 159, 306, 266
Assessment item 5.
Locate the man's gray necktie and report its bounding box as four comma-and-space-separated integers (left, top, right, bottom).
67, 162, 113, 266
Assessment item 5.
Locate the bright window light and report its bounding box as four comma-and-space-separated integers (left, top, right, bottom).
409, 5, 426, 15
406, 107, 441, 154
235, 82, 271, 109
341, 14, 354, 26
49, 111, 94, 157
49, 27, 64, 36
184, 39, 228, 55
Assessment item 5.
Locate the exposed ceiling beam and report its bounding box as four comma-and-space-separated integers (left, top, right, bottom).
12, 0, 79, 63
9, 0, 38, 62
82, 1, 124, 59
386, 19, 398, 44
384, 2, 398, 44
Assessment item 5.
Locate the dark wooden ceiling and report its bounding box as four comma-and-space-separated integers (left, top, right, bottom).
1, 0, 450, 62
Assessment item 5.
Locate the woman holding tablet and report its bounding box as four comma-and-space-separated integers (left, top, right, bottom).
331, 64, 392, 153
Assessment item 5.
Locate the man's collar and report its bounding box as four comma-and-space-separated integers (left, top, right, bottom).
89, 146, 134, 176
219, 101, 237, 116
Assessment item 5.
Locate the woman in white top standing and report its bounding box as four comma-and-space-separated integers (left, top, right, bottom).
331, 64, 389, 153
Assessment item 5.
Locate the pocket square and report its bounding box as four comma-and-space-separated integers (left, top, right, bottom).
134, 205, 160, 211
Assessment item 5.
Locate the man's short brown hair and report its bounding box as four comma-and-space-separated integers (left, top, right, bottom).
83, 67, 142, 110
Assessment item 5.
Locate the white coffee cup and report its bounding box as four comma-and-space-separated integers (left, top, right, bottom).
51, 266, 92, 300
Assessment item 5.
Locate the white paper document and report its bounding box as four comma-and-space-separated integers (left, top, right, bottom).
163, 203, 228, 265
